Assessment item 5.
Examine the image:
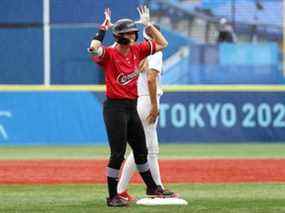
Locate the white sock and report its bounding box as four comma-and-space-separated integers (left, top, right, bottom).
117, 152, 136, 193
148, 152, 164, 189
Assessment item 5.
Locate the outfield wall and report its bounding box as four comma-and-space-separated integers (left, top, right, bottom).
159, 88, 285, 143
0, 86, 284, 145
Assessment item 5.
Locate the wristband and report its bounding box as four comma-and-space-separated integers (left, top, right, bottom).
93, 29, 106, 42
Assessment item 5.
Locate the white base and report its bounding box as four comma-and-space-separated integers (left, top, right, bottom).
136, 197, 188, 206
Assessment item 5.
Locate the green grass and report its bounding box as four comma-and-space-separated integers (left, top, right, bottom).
0, 143, 285, 159
1, 144, 285, 212
0, 184, 285, 213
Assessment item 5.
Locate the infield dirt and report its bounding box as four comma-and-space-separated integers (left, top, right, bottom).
0, 159, 284, 184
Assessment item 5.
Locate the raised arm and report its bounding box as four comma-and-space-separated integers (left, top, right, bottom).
88, 8, 112, 56
136, 6, 168, 52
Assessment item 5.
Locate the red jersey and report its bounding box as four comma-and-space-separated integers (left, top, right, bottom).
92, 40, 156, 99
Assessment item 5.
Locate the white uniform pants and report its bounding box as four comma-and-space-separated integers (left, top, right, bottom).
137, 95, 160, 155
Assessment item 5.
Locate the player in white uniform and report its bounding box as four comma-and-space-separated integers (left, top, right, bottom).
117, 26, 175, 201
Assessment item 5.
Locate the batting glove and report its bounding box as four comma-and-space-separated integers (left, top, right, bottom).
100, 8, 113, 30
136, 5, 151, 27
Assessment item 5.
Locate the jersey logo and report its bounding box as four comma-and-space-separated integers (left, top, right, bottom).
116, 70, 140, 85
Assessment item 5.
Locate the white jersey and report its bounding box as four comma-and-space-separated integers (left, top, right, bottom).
137, 51, 163, 96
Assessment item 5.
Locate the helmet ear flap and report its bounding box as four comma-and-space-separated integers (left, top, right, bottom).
134, 32, 138, 42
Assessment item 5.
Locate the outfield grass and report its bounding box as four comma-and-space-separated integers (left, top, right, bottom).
0, 143, 285, 159
0, 184, 285, 213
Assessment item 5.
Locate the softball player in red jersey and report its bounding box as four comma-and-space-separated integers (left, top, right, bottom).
89, 6, 171, 207
117, 26, 176, 201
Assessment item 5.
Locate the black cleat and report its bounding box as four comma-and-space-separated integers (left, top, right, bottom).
146, 185, 179, 198
106, 194, 129, 207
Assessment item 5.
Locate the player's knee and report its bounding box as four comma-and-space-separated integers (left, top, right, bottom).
108, 152, 124, 169
133, 149, 148, 165
147, 146, 159, 156
147, 152, 158, 160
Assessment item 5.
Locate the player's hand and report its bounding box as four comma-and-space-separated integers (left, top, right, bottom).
136, 5, 151, 27
147, 106, 159, 124
100, 8, 113, 30
138, 59, 148, 72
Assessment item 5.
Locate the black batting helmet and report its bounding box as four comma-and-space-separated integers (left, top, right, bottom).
111, 19, 139, 45
111, 18, 139, 35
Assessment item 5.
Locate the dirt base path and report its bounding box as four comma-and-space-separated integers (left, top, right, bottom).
0, 159, 285, 184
